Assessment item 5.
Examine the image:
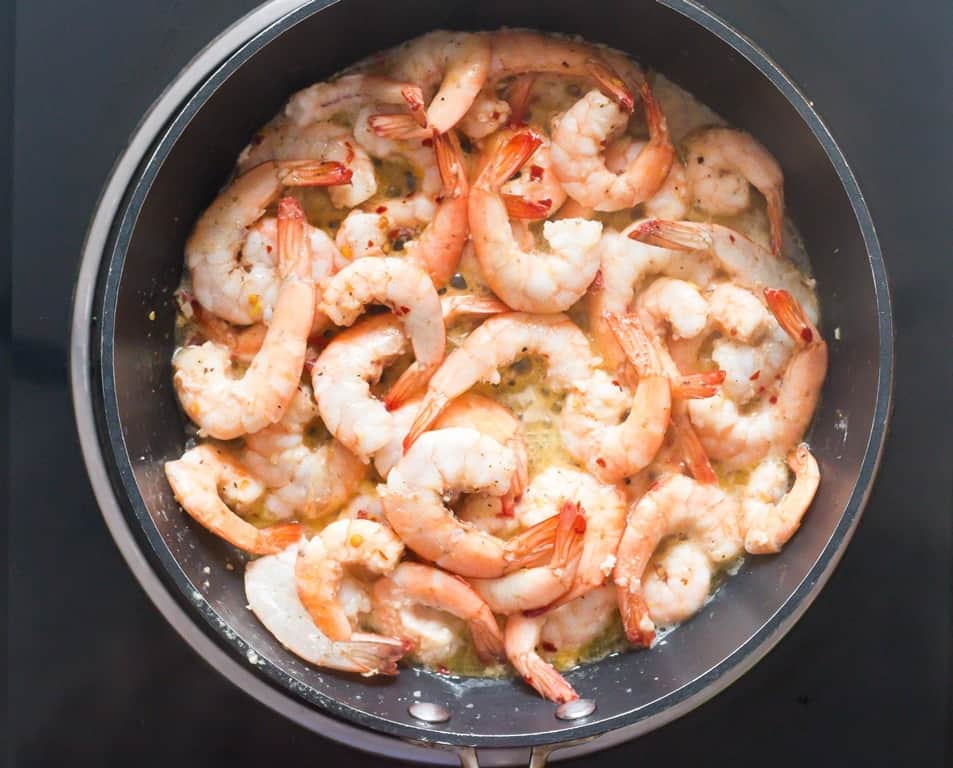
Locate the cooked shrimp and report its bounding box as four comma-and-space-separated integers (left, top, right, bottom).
388, 31, 492, 134
514, 467, 626, 605
238, 120, 375, 209
246, 543, 408, 675
175, 198, 314, 439
505, 613, 578, 703
311, 314, 408, 462
164, 444, 302, 554
561, 314, 671, 483
688, 289, 827, 468
318, 256, 445, 406
614, 474, 742, 646
684, 127, 785, 256
500, 133, 568, 220
635, 277, 709, 341
433, 393, 529, 515
642, 538, 713, 626
284, 73, 425, 127
186, 160, 349, 325
488, 30, 634, 110
628, 219, 818, 322
458, 90, 511, 139
382, 428, 561, 578
295, 519, 404, 641
241, 386, 367, 520
551, 76, 674, 211
404, 312, 594, 449
373, 562, 504, 661
741, 443, 820, 554
539, 584, 618, 653
338, 487, 388, 524
606, 137, 690, 219
469, 128, 603, 312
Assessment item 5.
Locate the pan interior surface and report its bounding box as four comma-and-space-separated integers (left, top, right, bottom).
92, 0, 890, 749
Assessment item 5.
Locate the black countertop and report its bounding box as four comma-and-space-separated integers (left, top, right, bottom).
9, 1, 953, 765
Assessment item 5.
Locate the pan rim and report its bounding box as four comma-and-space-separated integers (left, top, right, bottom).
70, 0, 894, 758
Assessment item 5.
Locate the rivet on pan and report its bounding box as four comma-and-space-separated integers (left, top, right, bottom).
408, 701, 451, 724
555, 698, 596, 720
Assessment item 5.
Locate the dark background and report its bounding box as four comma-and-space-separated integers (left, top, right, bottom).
9, 1, 953, 766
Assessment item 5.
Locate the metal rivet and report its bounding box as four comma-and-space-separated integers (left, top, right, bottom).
408, 701, 450, 724
555, 698, 596, 720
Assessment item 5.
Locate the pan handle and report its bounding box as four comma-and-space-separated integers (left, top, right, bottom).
453, 736, 598, 767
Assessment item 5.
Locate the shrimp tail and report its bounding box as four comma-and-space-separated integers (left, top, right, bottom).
617, 583, 656, 647
673, 412, 718, 485
340, 632, 411, 676
277, 197, 308, 278
627, 218, 711, 252
585, 58, 635, 112
603, 312, 662, 376
440, 294, 510, 321
764, 288, 817, 346
402, 391, 450, 452
477, 127, 544, 189
502, 513, 563, 572
518, 653, 579, 703
384, 361, 437, 411
503, 193, 553, 220
470, 614, 506, 662
255, 523, 305, 555
400, 85, 428, 127
278, 159, 354, 187
505, 74, 537, 123
368, 113, 434, 140
672, 370, 726, 399
433, 130, 468, 196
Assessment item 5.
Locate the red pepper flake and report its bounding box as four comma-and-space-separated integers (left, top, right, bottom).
399, 305, 411, 315
749, 370, 761, 381
769, 395, 778, 404
541, 641, 557, 653
421, 137, 433, 147
355, 509, 369, 519
252, 134, 264, 146
265, 245, 273, 254
529, 164, 544, 182
366, 240, 374, 248
490, 110, 501, 120
729, 234, 736, 243
437, 664, 450, 675
573, 516, 587, 534
729, 327, 737, 336
376, 205, 388, 214
596, 457, 606, 468
800, 327, 814, 343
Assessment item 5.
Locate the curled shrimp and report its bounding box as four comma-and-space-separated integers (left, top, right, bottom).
505, 613, 578, 704
642, 538, 713, 627
241, 385, 368, 521
628, 219, 818, 321
684, 127, 785, 256
606, 137, 690, 219
458, 90, 511, 140
688, 289, 827, 468
246, 543, 409, 675
283, 72, 425, 128
164, 445, 302, 555
318, 256, 445, 407
238, 121, 375, 209
381, 428, 560, 578
470, 500, 587, 614
186, 160, 350, 326
551, 76, 675, 212
514, 467, 626, 605
175, 198, 314, 439
613, 474, 742, 646
294, 518, 404, 641
373, 562, 505, 662
469, 129, 603, 312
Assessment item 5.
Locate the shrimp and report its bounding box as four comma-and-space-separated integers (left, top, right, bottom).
687, 289, 827, 468
175, 198, 314, 439
469, 128, 603, 313
684, 127, 785, 256
318, 256, 445, 407
741, 443, 820, 554
404, 312, 594, 449
381, 428, 561, 578
505, 613, 578, 704
642, 539, 713, 626
186, 160, 350, 325
550, 76, 675, 212
372, 562, 504, 662
245, 543, 408, 675
164, 444, 302, 555
627, 219, 818, 322
458, 90, 511, 139
514, 467, 626, 605
387, 31, 492, 134
241, 386, 368, 520
613, 474, 742, 646
353, 104, 441, 196
311, 314, 408, 463
283, 73, 426, 128
294, 519, 404, 641
338, 487, 388, 524
238, 120, 376, 209
433, 393, 529, 515
561, 314, 672, 483
470, 500, 587, 614
606, 137, 690, 219
487, 30, 634, 110
500, 133, 568, 220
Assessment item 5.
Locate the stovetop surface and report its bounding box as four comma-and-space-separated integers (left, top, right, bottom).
10, 1, 953, 765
